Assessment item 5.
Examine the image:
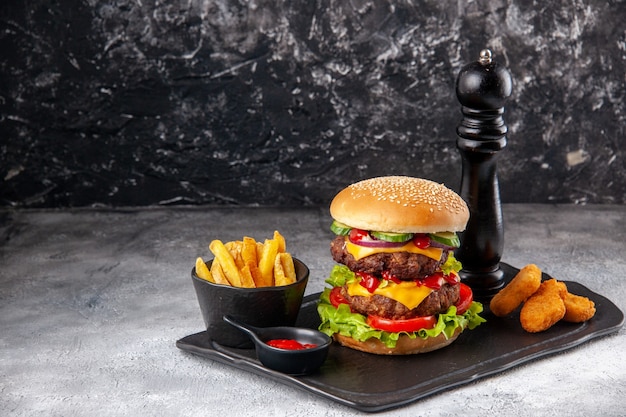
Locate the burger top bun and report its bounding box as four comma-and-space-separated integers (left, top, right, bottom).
330, 176, 469, 234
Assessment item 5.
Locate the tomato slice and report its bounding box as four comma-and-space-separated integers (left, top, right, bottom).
412, 233, 431, 249
455, 282, 473, 315
329, 286, 349, 308
348, 228, 369, 243
367, 314, 437, 333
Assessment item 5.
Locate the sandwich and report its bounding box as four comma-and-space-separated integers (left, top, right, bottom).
317, 176, 485, 354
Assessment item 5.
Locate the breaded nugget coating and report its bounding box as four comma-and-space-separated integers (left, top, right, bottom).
563, 292, 596, 323
520, 279, 567, 333
490, 264, 542, 317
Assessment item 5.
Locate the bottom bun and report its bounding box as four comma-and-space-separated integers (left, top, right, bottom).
333, 327, 463, 355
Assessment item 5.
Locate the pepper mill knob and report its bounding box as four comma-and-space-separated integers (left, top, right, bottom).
455, 49, 512, 301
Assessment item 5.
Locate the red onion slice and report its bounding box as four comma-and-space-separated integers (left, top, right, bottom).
348, 235, 407, 248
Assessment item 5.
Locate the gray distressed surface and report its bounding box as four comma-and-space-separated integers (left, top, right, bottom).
1, 0, 625, 207
1, 204, 625, 416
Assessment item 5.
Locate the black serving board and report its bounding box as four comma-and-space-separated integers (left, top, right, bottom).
176, 263, 624, 413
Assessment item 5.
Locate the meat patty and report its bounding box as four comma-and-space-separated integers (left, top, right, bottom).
330, 236, 449, 280
341, 283, 460, 319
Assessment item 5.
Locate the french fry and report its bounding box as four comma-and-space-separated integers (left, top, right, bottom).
256, 242, 264, 263
245, 260, 263, 286
241, 237, 258, 265
225, 241, 245, 270
274, 252, 296, 286
273, 230, 286, 253
257, 238, 279, 287
195, 257, 214, 283
281, 253, 296, 282
209, 240, 244, 287
210, 259, 231, 286
240, 237, 263, 284
274, 255, 286, 286
198, 231, 297, 289
239, 264, 256, 288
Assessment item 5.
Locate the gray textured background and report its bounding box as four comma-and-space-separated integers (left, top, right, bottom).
1, 0, 625, 207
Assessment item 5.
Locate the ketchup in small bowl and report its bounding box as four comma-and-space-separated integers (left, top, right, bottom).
266, 339, 318, 350
223, 315, 331, 375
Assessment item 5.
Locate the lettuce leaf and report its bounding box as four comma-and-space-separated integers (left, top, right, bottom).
324, 264, 356, 287
441, 252, 463, 276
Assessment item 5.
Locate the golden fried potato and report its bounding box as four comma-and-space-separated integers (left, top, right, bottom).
563, 292, 596, 323
210, 259, 231, 286
199, 232, 296, 288
225, 240, 245, 270
255, 242, 264, 263
209, 240, 243, 287
520, 279, 567, 333
490, 264, 542, 317
274, 252, 296, 286
239, 264, 256, 288
257, 238, 279, 287
241, 237, 258, 264
240, 237, 262, 284
195, 257, 214, 283
273, 230, 286, 253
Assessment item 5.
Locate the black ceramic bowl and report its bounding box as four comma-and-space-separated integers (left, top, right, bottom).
191, 258, 309, 348
223, 315, 331, 375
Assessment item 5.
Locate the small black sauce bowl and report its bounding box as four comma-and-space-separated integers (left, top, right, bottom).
223, 315, 331, 375
191, 258, 309, 348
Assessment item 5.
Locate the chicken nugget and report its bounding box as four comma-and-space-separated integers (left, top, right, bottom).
563, 292, 596, 323
520, 279, 567, 333
490, 264, 542, 317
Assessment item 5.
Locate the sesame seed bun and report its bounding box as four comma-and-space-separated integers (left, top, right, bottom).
330, 176, 469, 233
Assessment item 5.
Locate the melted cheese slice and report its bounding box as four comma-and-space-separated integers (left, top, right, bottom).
345, 239, 443, 261
347, 280, 434, 310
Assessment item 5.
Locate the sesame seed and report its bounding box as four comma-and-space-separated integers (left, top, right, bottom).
348, 176, 465, 213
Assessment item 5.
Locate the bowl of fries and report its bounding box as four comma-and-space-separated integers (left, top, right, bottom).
191, 231, 310, 348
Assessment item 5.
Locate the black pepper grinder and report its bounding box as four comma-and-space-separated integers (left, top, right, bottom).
455, 49, 512, 301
